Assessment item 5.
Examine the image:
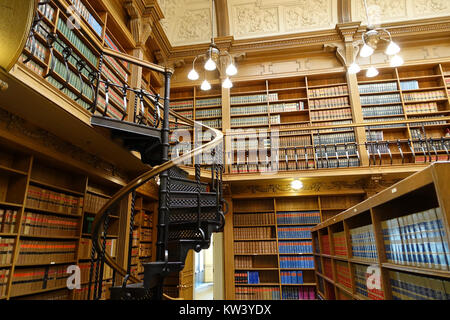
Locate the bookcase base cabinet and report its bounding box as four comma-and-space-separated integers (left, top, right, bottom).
312, 163, 450, 300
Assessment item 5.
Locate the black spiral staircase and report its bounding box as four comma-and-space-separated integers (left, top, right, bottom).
22, 2, 225, 301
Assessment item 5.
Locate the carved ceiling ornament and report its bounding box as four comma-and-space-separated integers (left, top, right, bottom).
0, 108, 129, 181
352, 0, 450, 25
229, 0, 337, 40
157, 0, 214, 46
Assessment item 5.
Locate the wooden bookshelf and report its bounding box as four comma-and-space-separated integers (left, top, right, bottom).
311, 162, 450, 300
226, 193, 365, 300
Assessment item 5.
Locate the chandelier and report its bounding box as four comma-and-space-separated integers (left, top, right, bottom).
187, 0, 237, 89
349, 0, 403, 77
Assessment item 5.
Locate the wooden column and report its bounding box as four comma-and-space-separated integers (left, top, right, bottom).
336, 23, 369, 167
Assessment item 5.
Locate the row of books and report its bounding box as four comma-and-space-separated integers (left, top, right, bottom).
234, 256, 254, 269
309, 85, 348, 98
316, 158, 360, 169
400, 80, 420, 91
139, 243, 152, 257
0, 209, 18, 234
21, 211, 80, 237
235, 286, 280, 300
321, 234, 331, 255
277, 212, 321, 225
96, 93, 124, 120
282, 287, 315, 300
0, 269, 9, 297
235, 271, 261, 284
389, 270, 450, 300
403, 90, 446, 102
233, 213, 275, 226
84, 193, 109, 214
56, 18, 98, 67
16, 240, 77, 265
38, 1, 55, 21
139, 228, 152, 242
231, 104, 268, 116
274, 161, 315, 171
279, 135, 311, 147
231, 93, 278, 105
20, 54, 45, 77
0, 238, 14, 265
313, 145, 358, 157
77, 238, 116, 260
53, 41, 92, 79
73, 282, 111, 300
309, 97, 349, 110
27, 185, 83, 215
10, 264, 71, 297
281, 271, 303, 284
99, 82, 127, 110
350, 225, 379, 262
366, 130, 384, 142
195, 108, 222, 119
170, 100, 194, 109
233, 227, 272, 240
310, 108, 352, 122
404, 102, 439, 114
312, 132, 356, 145
231, 115, 281, 127
233, 241, 278, 254
333, 231, 348, 257
104, 54, 129, 83
279, 241, 313, 254
280, 256, 314, 269
362, 105, 404, 117
66, 0, 103, 36
231, 138, 271, 150
196, 97, 222, 107
270, 102, 305, 113
322, 258, 333, 279
135, 210, 153, 228
46, 76, 91, 111
381, 208, 450, 271
364, 116, 407, 129
102, 62, 126, 88
335, 261, 352, 289
360, 93, 402, 105
198, 118, 222, 128
277, 227, 312, 239
358, 81, 398, 94
25, 35, 47, 63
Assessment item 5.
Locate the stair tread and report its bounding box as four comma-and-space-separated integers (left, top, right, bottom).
91, 115, 161, 139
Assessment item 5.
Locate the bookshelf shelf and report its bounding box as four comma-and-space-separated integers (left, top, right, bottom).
24, 206, 82, 218
381, 263, 450, 279
9, 285, 69, 298
15, 261, 77, 268
29, 179, 85, 197
0, 202, 23, 209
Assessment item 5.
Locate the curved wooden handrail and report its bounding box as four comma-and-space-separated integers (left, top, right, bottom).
91, 108, 223, 287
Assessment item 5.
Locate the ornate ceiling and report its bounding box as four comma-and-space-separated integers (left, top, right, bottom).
156, 0, 450, 47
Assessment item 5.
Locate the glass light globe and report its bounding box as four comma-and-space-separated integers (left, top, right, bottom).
366, 67, 379, 78
204, 58, 216, 71
222, 77, 233, 89
201, 79, 211, 91
390, 55, 404, 67
226, 63, 238, 76
291, 180, 303, 190
385, 41, 401, 56
360, 44, 375, 58
187, 69, 199, 80
348, 63, 361, 75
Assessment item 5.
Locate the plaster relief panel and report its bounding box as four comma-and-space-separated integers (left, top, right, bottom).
228, 0, 337, 40
157, 0, 215, 46
352, 0, 450, 25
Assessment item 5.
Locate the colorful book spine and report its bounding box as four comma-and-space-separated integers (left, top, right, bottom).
233, 241, 278, 254
333, 231, 348, 257
281, 287, 315, 300
349, 225, 378, 262
277, 227, 312, 239
196, 97, 222, 107
323, 258, 333, 278
17, 240, 77, 265
335, 260, 352, 289
279, 256, 314, 268
21, 211, 79, 237
235, 286, 280, 300
231, 93, 278, 105
0, 268, 10, 297
0, 209, 19, 234
276, 211, 321, 225
309, 97, 349, 110
362, 105, 404, 117
321, 234, 331, 255
195, 108, 222, 118
310, 108, 352, 122
381, 208, 450, 271
233, 213, 275, 225
312, 132, 356, 145
389, 270, 449, 300
278, 241, 313, 254
358, 82, 398, 93
353, 263, 384, 300
0, 238, 15, 265
234, 227, 272, 239
66, 0, 103, 36
360, 93, 402, 105
281, 271, 303, 284
403, 90, 446, 102
309, 85, 348, 98
26, 185, 83, 215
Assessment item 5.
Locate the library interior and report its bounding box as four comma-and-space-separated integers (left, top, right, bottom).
0, 0, 449, 302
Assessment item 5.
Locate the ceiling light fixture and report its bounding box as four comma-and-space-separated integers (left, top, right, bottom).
187, 0, 237, 90
348, 0, 403, 75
